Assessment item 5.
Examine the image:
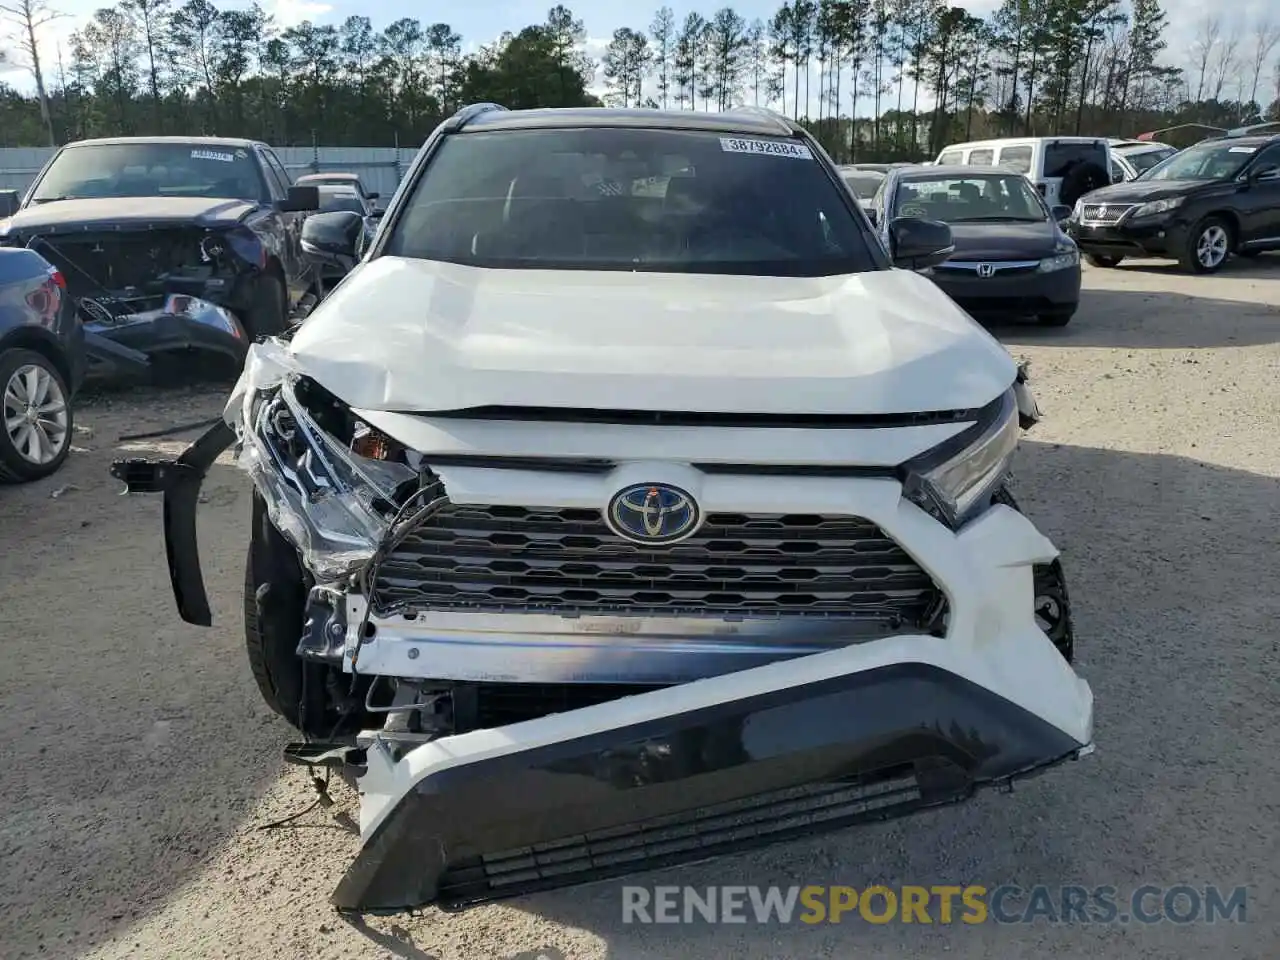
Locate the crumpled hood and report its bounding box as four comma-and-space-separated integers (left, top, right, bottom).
0, 196, 256, 235
946, 221, 1060, 261
287, 256, 1017, 416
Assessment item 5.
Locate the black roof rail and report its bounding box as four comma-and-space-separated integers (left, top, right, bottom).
443, 102, 508, 132
725, 104, 796, 136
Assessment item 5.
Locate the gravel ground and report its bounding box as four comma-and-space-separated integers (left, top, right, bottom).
2, 257, 1278, 960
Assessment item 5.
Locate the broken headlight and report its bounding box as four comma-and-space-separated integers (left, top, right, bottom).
900, 387, 1020, 528
243, 380, 416, 580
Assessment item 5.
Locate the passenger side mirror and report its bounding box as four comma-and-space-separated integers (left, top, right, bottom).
888, 217, 954, 271
1051, 204, 1072, 223
301, 210, 364, 272
0, 189, 19, 218
279, 184, 320, 213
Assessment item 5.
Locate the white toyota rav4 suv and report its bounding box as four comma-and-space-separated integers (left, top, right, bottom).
114, 104, 1094, 913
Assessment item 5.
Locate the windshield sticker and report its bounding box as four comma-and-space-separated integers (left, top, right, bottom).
191, 149, 235, 163
1229, 146, 1257, 153
235, 149, 248, 159
720, 137, 813, 160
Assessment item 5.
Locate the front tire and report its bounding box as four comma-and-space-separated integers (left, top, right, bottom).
243, 273, 289, 340
1085, 253, 1124, 268
0, 347, 73, 484
1179, 217, 1232, 274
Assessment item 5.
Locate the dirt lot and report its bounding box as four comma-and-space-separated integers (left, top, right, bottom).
2, 258, 1278, 960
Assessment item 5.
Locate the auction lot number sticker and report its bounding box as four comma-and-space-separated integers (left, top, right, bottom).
720, 137, 813, 160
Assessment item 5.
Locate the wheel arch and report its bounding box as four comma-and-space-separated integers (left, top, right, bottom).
0, 326, 71, 387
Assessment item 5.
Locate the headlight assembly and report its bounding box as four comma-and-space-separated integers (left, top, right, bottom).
900, 388, 1020, 528
1131, 196, 1184, 218
243, 380, 417, 580
1037, 244, 1080, 272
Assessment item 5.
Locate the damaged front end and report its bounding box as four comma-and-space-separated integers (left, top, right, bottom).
21, 226, 267, 381
113, 340, 1094, 915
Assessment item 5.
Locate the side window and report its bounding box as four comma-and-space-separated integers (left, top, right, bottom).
998, 145, 1032, 174
938, 150, 963, 165
1249, 145, 1280, 180
256, 150, 288, 199
264, 150, 294, 197
968, 149, 994, 167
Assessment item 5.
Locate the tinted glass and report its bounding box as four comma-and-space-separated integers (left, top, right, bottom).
318, 187, 365, 214
386, 128, 878, 276
32, 143, 267, 202
967, 149, 994, 166
1142, 141, 1259, 181
841, 171, 885, 198
1043, 141, 1107, 178
894, 174, 1047, 223
1127, 147, 1175, 173
997, 145, 1033, 174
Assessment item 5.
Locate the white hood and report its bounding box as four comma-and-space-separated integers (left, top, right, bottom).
287, 257, 1016, 416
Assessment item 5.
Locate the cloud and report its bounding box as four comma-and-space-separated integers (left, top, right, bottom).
263, 0, 333, 29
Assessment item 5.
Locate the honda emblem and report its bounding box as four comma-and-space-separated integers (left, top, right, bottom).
976, 263, 996, 278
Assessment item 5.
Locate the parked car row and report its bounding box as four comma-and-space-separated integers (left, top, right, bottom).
0, 134, 384, 485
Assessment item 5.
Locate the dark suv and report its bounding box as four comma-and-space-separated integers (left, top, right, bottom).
1066, 133, 1280, 273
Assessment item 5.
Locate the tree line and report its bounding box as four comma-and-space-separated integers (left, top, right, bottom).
0, 0, 1275, 160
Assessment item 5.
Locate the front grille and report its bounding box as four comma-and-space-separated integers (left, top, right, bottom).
470, 682, 662, 728
373, 505, 941, 623
1080, 203, 1133, 224
437, 772, 926, 907
935, 261, 1039, 277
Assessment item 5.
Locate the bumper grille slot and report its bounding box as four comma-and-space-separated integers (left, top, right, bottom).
374, 506, 942, 622
438, 773, 924, 907
1080, 203, 1133, 225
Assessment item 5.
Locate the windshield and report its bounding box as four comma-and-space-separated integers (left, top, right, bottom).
1141, 142, 1255, 181
893, 174, 1047, 222
1125, 147, 1176, 174
318, 188, 365, 214
841, 171, 885, 199
385, 127, 878, 276
31, 142, 267, 202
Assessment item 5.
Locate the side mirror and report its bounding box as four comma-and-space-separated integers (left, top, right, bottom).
368, 207, 385, 219
301, 210, 364, 271
1051, 204, 1072, 223
0, 189, 20, 218
888, 217, 954, 271
367, 192, 380, 200
279, 184, 320, 213
864, 207, 878, 226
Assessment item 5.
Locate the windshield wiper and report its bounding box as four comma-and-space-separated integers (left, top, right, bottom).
29, 196, 79, 204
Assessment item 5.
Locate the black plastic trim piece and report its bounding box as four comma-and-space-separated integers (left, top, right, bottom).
407, 405, 982, 429
109, 419, 235, 626
332, 662, 1083, 912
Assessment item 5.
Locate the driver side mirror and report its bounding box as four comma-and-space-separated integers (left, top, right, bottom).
301, 210, 364, 272
888, 217, 954, 271
864, 207, 878, 226
0, 189, 19, 218
279, 184, 320, 213
1051, 204, 1072, 224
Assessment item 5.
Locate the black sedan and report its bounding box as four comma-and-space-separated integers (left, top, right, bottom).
1066, 133, 1280, 273
864, 164, 1081, 326
0, 247, 85, 483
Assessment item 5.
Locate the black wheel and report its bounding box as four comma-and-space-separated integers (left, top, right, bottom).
1037, 308, 1075, 327
243, 492, 364, 736
243, 273, 288, 339
0, 347, 73, 484
992, 487, 1075, 663
1179, 217, 1232, 274
1085, 253, 1123, 268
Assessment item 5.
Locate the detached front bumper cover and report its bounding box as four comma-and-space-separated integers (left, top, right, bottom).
336, 661, 1090, 913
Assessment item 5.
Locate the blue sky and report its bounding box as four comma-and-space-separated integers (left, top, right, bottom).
0, 0, 1260, 114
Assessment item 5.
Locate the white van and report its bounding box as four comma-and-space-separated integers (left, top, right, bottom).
933, 137, 1115, 207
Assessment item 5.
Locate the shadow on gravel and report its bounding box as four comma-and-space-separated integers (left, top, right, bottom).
991, 285, 1280, 350
503, 439, 1280, 958
0, 431, 284, 960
